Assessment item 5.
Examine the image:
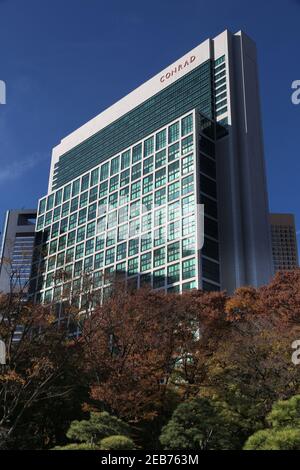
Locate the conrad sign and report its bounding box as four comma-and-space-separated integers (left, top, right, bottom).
160, 56, 196, 83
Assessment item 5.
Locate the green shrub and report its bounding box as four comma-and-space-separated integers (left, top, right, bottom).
99, 435, 136, 450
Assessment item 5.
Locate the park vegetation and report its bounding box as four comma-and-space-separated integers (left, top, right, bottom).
0, 270, 300, 450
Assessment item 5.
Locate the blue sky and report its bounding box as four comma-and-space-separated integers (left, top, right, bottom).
0, 0, 299, 249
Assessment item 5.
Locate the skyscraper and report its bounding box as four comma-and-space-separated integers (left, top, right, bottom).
0, 209, 37, 294
30, 29, 273, 307
270, 213, 299, 272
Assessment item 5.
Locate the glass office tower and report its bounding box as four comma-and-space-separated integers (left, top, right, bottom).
30, 29, 273, 307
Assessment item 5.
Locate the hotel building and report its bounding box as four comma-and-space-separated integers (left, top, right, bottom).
30, 29, 273, 307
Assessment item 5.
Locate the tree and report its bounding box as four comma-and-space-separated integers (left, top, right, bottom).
244, 395, 300, 450
203, 279, 300, 442
82, 287, 196, 423
0, 289, 86, 449
159, 398, 238, 450
100, 435, 136, 450
53, 411, 135, 450
66, 412, 131, 444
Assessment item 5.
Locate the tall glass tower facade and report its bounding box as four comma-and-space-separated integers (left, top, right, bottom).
30, 29, 273, 307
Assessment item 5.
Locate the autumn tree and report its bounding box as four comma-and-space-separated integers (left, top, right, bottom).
203, 272, 300, 442
0, 289, 86, 449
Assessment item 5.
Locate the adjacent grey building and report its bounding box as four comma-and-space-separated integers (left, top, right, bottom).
270, 213, 299, 271
0, 209, 37, 293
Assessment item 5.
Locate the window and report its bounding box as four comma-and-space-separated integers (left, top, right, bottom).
91, 168, 99, 186
155, 168, 166, 188
168, 242, 180, 262
96, 234, 105, 252
154, 227, 165, 247
154, 188, 166, 206
118, 223, 128, 242
105, 247, 115, 265
81, 175, 90, 192
66, 247, 74, 264
67, 230, 76, 247
131, 163, 141, 181
120, 186, 129, 205
182, 258, 196, 280
117, 242, 127, 261
77, 226, 86, 243
107, 210, 118, 229
75, 243, 84, 259
120, 169, 130, 187
168, 181, 180, 202
182, 215, 195, 236
55, 189, 62, 207
89, 186, 98, 203
168, 142, 180, 162
182, 175, 194, 195
53, 206, 61, 222
155, 149, 166, 168
128, 257, 139, 276
121, 150, 131, 169
38, 198, 47, 215
182, 195, 194, 216
141, 252, 152, 272
143, 175, 153, 194
168, 161, 179, 181
85, 239, 94, 256
168, 122, 179, 144
129, 238, 139, 257
182, 236, 195, 257
68, 214, 77, 231
84, 256, 93, 271
167, 263, 180, 284
142, 213, 152, 232
110, 156, 120, 176
72, 179, 80, 197
130, 200, 140, 219
88, 203, 97, 221
47, 194, 54, 211
154, 247, 165, 267
144, 137, 154, 157
202, 258, 220, 283
202, 237, 219, 260
182, 154, 194, 175
141, 233, 152, 252
153, 269, 165, 288
133, 143, 142, 163
168, 221, 180, 241
156, 129, 166, 151
110, 175, 119, 193
99, 181, 108, 198
182, 114, 193, 136
142, 194, 153, 213
168, 200, 180, 221
87, 221, 95, 239
154, 207, 165, 227
100, 162, 109, 181
182, 135, 193, 155
80, 191, 88, 208
131, 181, 141, 200
143, 156, 154, 175
106, 229, 116, 247
109, 192, 118, 208
78, 208, 87, 226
